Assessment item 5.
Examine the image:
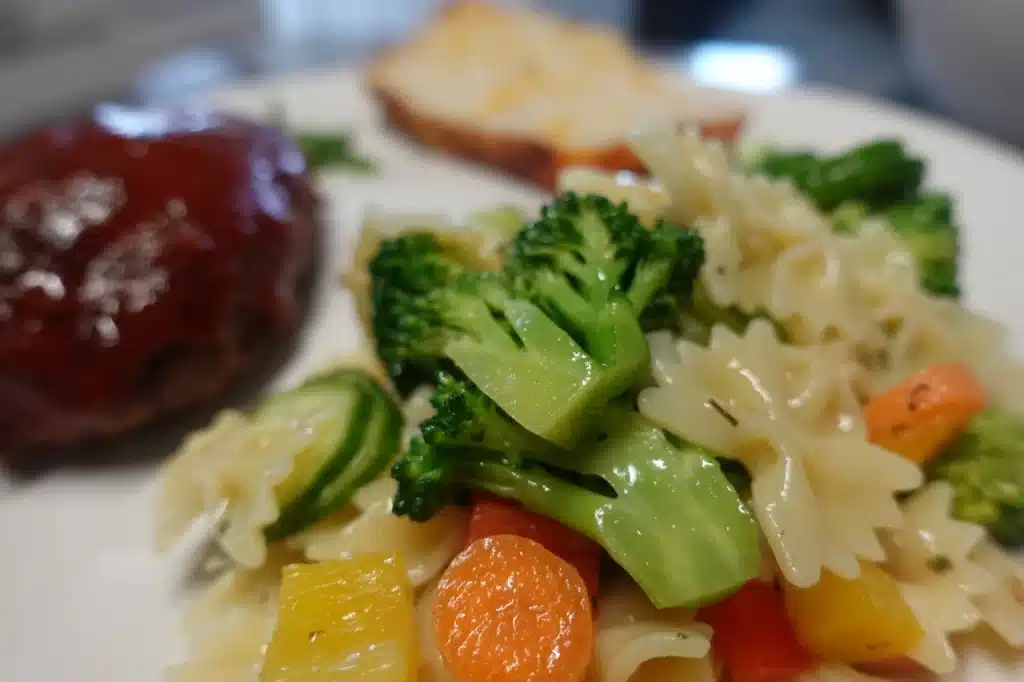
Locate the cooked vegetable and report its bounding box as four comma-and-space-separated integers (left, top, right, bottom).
505, 192, 705, 344
880, 194, 960, 297
345, 207, 524, 370
752, 140, 925, 212
433, 535, 594, 682
782, 561, 923, 663
926, 408, 1024, 548
392, 394, 760, 608
467, 495, 603, 597
296, 132, 377, 174
260, 555, 416, 682
753, 137, 959, 298
261, 369, 403, 541
699, 580, 817, 682
864, 362, 987, 465
372, 192, 705, 447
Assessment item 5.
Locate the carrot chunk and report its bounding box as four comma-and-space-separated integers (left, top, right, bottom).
864, 362, 986, 464
467, 495, 602, 596
434, 534, 594, 682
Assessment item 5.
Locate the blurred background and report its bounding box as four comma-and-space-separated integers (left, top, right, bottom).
1, 0, 1021, 145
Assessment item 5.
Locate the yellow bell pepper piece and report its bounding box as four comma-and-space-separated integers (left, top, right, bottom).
782, 561, 923, 663
261, 555, 417, 682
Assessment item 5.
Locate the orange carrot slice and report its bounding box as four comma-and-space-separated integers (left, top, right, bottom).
467, 495, 602, 597
864, 362, 986, 464
434, 534, 594, 682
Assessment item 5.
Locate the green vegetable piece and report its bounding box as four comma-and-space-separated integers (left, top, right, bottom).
296, 132, 377, 174
881, 193, 960, 298
392, 400, 760, 608
754, 140, 925, 212
261, 370, 403, 541
265, 98, 377, 174
371, 192, 705, 448
926, 408, 1024, 548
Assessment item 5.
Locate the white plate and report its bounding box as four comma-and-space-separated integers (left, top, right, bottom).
1, 67, 1022, 682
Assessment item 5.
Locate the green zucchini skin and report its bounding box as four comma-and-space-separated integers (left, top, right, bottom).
260, 370, 404, 541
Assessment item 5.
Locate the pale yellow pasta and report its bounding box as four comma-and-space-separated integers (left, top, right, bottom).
179, 547, 297, 667
287, 476, 469, 589
640, 321, 922, 588
884, 482, 996, 673
590, 575, 714, 682
629, 128, 884, 352
155, 408, 317, 568
570, 127, 1024, 407
971, 541, 1024, 647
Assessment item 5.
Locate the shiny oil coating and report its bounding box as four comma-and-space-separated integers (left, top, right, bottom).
434, 534, 594, 682
0, 104, 315, 449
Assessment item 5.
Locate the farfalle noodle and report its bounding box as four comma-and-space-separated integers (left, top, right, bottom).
640, 321, 922, 587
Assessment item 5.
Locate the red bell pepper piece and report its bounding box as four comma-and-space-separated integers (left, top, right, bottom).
699, 580, 817, 682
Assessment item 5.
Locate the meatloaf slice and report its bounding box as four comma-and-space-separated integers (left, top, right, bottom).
0, 104, 320, 456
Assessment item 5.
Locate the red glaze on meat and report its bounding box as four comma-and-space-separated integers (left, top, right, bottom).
0, 104, 319, 453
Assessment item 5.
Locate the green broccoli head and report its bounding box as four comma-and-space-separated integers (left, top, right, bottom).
372, 241, 636, 448
633, 222, 706, 331
927, 408, 1024, 548
882, 193, 959, 298
372, 194, 706, 448
753, 140, 925, 212
392, 405, 760, 608
506, 192, 647, 300
506, 192, 705, 334
370, 232, 471, 392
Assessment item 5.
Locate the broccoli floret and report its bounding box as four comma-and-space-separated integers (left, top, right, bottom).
881, 194, 959, 297
420, 372, 557, 458
392, 404, 760, 608
926, 408, 1024, 548
373, 193, 705, 448
371, 249, 644, 449
369, 232, 471, 393
753, 140, 925, 212
506, 192, 705, 359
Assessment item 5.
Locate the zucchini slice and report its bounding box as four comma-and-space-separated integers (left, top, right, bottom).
262, 370, 403, 541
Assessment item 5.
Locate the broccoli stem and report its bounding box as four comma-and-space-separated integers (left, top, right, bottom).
448, 298, 638, 448
445, 408, 761, 608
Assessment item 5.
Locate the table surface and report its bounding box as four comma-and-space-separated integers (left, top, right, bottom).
0, 0, 942, 137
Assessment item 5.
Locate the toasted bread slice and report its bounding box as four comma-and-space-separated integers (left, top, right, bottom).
367, 2, 744, 189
